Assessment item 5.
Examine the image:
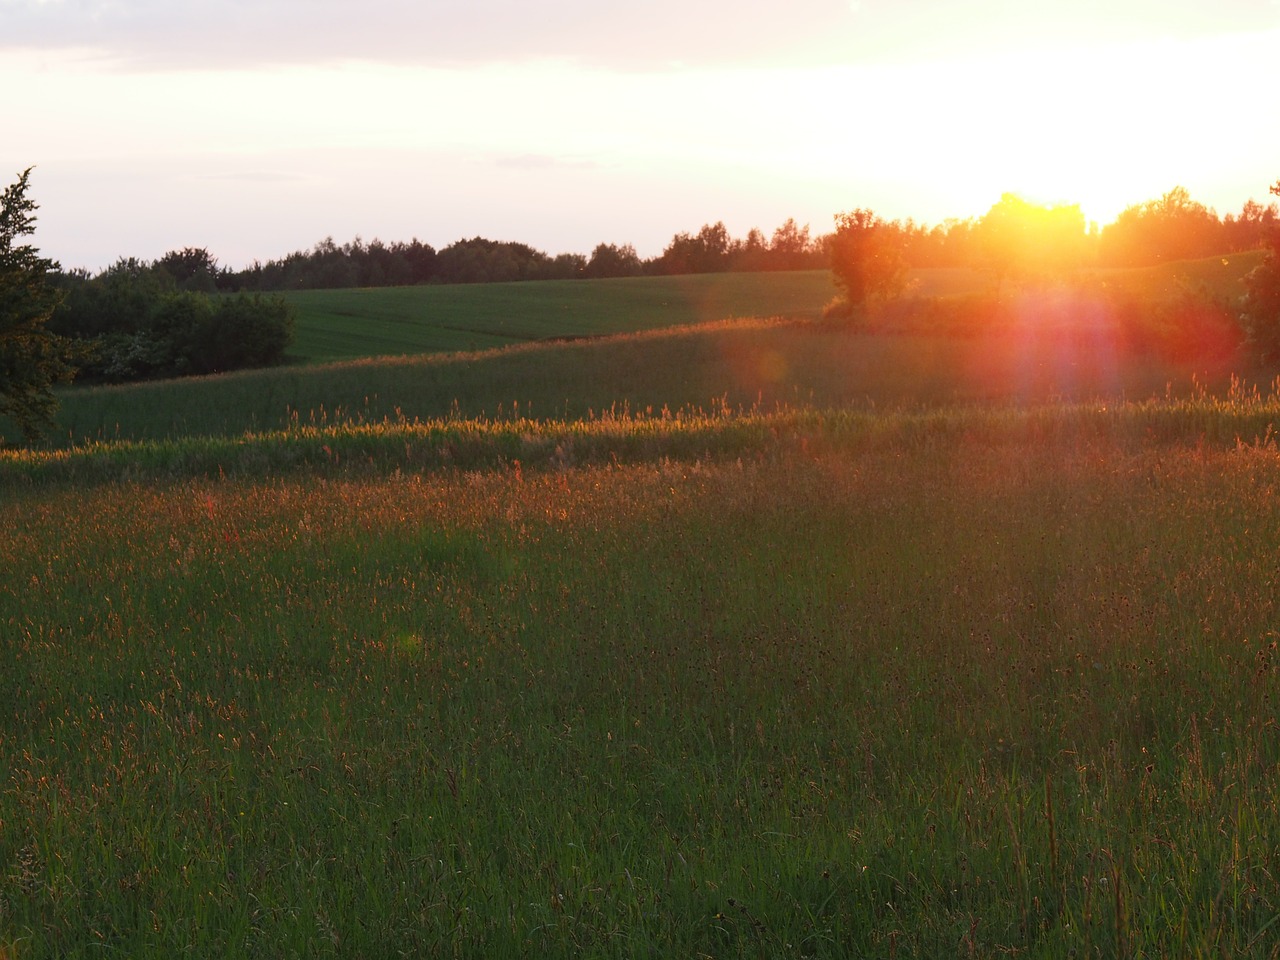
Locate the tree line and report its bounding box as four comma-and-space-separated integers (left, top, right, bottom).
49, 257, 293, 384
166, 219, 829, 293
155, 188, 1275, 294
826, 186, 1280, 368
45, 186, 1280, 304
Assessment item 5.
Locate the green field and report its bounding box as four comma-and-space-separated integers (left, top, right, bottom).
34, 254, 1263, 449
282, 270, 843, 363
5, 262, 1280, 957
280, 253, 1263, 364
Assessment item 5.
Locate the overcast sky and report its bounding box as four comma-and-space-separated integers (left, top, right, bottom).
5, 0, 1280, 271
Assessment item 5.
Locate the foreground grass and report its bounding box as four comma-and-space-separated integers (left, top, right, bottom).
4, 400, 1280, 957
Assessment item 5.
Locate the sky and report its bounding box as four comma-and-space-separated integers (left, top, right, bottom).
4, 0, 1280, 272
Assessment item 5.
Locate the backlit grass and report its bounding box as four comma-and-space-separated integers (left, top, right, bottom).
4, 395, 1280, 957
3, 257, 1278, 955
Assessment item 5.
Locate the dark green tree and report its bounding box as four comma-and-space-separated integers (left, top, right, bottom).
654, 222, 732, 275
156, 247, 221, 292
192, 294, 294, 373
0, 168, 78, 443
584, 242, 643, 278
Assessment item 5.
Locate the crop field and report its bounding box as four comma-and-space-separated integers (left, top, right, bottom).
278, 253, 1262, 365
281, 270, 843, 363
4, 261, 1280, 957
48, 318, 1226, 449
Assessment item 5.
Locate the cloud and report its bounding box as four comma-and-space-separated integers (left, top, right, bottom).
0, 0, 858, 69
492, 154, 600, 171
4, 0, 1274, 71
191, 170, 311, 183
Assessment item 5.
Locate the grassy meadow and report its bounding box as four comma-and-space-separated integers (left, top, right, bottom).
4, 261, 1280, 957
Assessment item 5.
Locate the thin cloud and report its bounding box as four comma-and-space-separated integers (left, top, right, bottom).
3, 0, 1274, 71
493, 154, 600, 171
190, 170, 311, 183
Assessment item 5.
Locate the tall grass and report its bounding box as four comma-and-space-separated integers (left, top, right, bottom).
4, 409, 1280, 956
4, 256, 1278, 956
7, 382, 1280, 489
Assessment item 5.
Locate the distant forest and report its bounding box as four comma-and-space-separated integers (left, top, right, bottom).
56, 186, 1280, 296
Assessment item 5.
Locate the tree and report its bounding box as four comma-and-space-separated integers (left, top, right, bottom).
769, 218, 812, 270
1098, 187, 1224, 266
156, 246, 221, 292
653, 222, 732, 275
974, 193, 1088, 288
828, 209, 907, 309
1241, 179, 1280, 363
584, 242, 643, 279
0, 168, 78, 443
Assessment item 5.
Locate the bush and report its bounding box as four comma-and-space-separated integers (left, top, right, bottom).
1243, 242, 1280, 364
70, 288, 294, 383
193, 294, 294, 373
828, 209, 907, 311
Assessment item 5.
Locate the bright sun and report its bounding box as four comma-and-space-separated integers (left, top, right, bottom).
787, 29, 1265, 228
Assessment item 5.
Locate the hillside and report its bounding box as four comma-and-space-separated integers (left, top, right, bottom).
282, 270, 841, 362
26, 254, 1261, 449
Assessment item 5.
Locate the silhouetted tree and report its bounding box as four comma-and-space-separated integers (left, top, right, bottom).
828, 209, 908, 309
975, 194, 1088, 288
1098, 187, 1225, 266
768, 218, 813, 271
1242, 179, 1280, 363
1222, 199, 1279, 253
156, 247, 222, 292
653, 222, 732, 275
584, 242, 643, 278
0, 168, 79, 442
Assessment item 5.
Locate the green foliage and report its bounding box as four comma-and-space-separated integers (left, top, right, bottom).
1238, 181, 1280, 365
583, 242, 643, 278
155, 246, 222, 292
653, 221, 733, 274
1242, 240, 1280, 364
198, 293, 295, 373
433, 236, 584, 284
0, 168, 79, 444
828, 209, 908, 310
52, 263, 295, 382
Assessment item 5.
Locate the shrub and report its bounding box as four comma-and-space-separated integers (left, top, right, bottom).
1243, 241, 1280, 363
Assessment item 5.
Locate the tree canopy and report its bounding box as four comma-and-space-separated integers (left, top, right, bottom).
1241, 179, 1280, 363
975, 194, 1088, 288
828, 209, 908, 310
0, 168, 78, 443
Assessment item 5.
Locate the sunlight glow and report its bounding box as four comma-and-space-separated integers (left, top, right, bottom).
5, 23, 1279, 269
